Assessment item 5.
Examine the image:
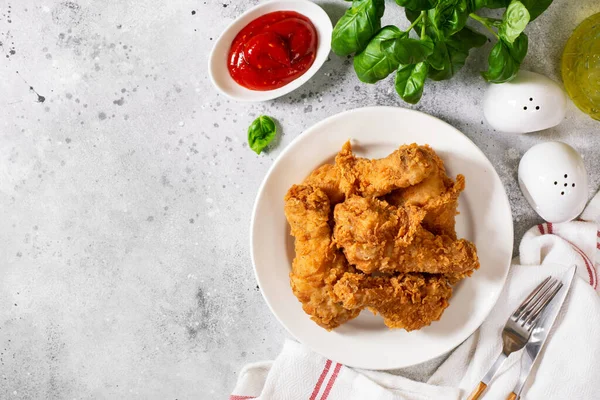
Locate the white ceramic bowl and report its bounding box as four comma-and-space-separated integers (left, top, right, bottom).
208, 0, 332, 102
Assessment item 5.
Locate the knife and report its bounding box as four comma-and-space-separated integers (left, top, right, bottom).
506, 266, 577, 400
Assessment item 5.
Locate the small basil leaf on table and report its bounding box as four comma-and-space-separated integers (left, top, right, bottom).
382, 34, 434, 65
428, 26, 487, 80
482, 33, 528, 83
331, 0, 386, 56
395, 62, 429, 104
519, 0, 554, 21
428, 0, 470, 37
353, 26, 402, 83
498, 0, 530, 43
248, 115, 277, 155
395, 0, 437, 11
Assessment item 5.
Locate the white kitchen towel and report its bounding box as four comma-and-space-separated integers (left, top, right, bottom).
230, 191, 600, 400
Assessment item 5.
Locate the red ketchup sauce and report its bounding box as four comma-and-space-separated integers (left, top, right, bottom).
228, 11, 318, 91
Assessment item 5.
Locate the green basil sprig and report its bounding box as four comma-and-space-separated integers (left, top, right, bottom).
429, 27, 487, 81
498, 0, 530, 43
353, 26, 403, 83
520, 0, 554, 20
395, 62, 429, 104
395, 0, 437, 11
428, 0, 470, 37
248, 116, 277, 155
482, 33, 528, 83
382, 33, 434, 65
470, 0, 511, 10
331, 0, 385, 56
331, 0, 553, 104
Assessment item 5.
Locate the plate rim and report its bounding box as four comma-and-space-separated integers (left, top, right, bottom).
250, 106, 514, 369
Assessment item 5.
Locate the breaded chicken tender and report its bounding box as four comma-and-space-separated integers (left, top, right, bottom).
333, 196, 479, 275
335, 141, 437, 198
385, 149, 465, 238
283, 141, 478, 331
302, 163, 345, 205
284, 185, 360, 330
332, 272, 453, 331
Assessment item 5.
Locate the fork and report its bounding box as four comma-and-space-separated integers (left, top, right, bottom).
466, 276, 563, 400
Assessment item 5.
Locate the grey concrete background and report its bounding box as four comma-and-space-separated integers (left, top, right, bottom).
1, 0, 599, 398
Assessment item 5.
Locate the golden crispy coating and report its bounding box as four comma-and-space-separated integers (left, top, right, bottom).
335, 141, 437, 198
332, 196, 424, 272
332, 273, 453, 331
302, 164, 345, 205
384, 149, 465, 238
384, 146, 448, 207
333, 196, 479, 275
284, 141, 478, 332
420, 175, 465, 238
284, 185, 360, 330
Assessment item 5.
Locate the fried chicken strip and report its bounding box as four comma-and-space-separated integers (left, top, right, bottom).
333, 196, 479, 275
335, 141, 437, 198
284, 185, 360, 330
384, 149, 465, 238
420, 175, 465, 239
383, 146, 448, 207
303, 164, 345, 205
332, 273, 452, 331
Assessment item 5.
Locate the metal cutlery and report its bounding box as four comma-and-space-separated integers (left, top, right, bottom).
506, 266, 577, 400
467, 276, 563, 400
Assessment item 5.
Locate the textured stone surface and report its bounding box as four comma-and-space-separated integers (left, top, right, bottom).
1, 0, 599, 398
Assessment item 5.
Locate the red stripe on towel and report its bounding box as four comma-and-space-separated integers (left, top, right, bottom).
320, 363, 342, 400
309, 360, 332, 400
562, 237, 597, 289
571, 244, 597, 289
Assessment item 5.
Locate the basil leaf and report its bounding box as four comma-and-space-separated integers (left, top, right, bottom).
482, 33, 528, 83
353, 26, 403, 83
382, 35, 434, 65
428, 0, 469, 37
519, 0, 553, 21
498, 0, 530, 43
395, 62, 429, 104
428, 26, 487, 80
331, 0, 385, 56
395, 0, 437, 11
405, 8, 424, 25
248, 115, 277, 155
427, 40, 447, 71
469, 0, 510, 10
450, 25, 489, 49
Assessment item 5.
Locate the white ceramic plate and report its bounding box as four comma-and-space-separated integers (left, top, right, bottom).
208, 0, 332, 102
250, 107, 513, 370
